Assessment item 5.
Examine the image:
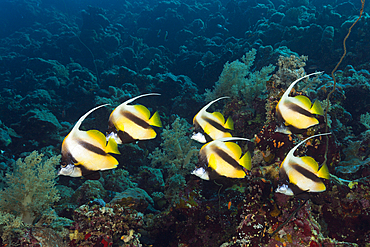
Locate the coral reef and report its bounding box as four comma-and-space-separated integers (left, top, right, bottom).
0, 151, 65, 245
149, 116, 199, 204
0, 151, 60, 225
69, 204, 143, 246
204, 49, 275, 105
0, 0, 369, 246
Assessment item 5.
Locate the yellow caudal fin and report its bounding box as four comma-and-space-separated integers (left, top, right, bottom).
86, 130, 108, 147
239, 151, 251, 170
311, 100, 324, 115
148, 111, 162, 127
106, 137, 120, 155
317, 163, 330, 179
224, 142, 242, 159
225, 116, 234, 130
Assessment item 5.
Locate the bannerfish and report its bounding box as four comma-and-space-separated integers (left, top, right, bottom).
106, 93, 162, 144
276, 133, 331, 197
276, 72, 324, 134
59, 104, 120, 179
192, 137, 251, 180
191, 97, 234, 143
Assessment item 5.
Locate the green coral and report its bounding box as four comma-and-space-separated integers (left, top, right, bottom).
360, 112, 370, 129
0, 151, 60, 225
149, 117, 199, 202
205, 49, 275, 103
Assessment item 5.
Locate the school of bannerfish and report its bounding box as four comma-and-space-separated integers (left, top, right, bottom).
59, 72, 330, 198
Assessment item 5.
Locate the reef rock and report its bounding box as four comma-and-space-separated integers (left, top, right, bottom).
109, 187, 154, 212
22, 108, 62, 133
71, 180, 107, 206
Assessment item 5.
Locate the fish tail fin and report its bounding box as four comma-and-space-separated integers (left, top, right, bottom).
106, 137, 121, 155
225, 116, 234, 130
239, 151, 251, 170
311, 100, 324, 115
148, 111, 162, 127
317, 163, 330, 179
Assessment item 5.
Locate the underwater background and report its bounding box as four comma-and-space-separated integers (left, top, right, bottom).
0, 0, 369, 246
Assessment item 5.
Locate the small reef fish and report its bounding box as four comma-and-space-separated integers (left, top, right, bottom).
106, 93, 162, 144
276, 72, 324, 134
192, 137, 251, 180
191, 96, 234, 143
276, 133, 331, 197
59, 104, 120, 179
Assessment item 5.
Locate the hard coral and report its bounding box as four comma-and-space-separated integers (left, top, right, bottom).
69, 204, 143, 246
146, 179, 246, 247
317, 181, 370, 245
223, 97, 266, 139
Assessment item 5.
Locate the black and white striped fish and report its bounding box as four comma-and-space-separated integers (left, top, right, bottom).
106, 93, 162, 144
276, 72, 324, 134
192, 97, 233, 143
59, 104, 120, 179
276, 133, 331, 196
192, 137, 251, 180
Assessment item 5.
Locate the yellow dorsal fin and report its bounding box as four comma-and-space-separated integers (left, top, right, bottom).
311, 100, 324, 115
134, 105, 151, 119
239, 151, 251, 170
300, 156, 319, 171
294, 95, 312, 109
212, 112, 225, 124
86, 130, 107, 147
208, 153, 218, 171
225, 116, 234, 130
106, 137, 120, 155
224, 142, 242, 159
148, 111, 162, 127
317, 163, 330, 179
